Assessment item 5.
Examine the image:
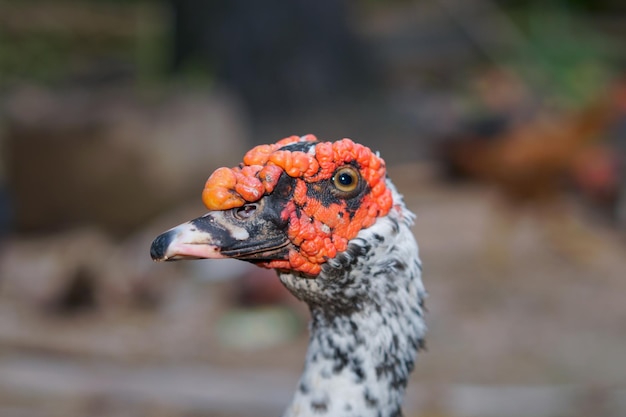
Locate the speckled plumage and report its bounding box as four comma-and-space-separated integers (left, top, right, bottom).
150, 136, 426, 417
280, 181, 425, 417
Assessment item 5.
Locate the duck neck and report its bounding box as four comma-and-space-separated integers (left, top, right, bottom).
283, 304, 422, 417
280, 207, 426, 417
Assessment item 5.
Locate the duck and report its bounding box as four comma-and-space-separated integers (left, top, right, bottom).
150, 134, 426, 417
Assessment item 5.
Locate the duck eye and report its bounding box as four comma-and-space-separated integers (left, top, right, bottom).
332, 166, 359, 193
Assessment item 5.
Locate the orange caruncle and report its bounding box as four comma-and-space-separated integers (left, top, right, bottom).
293, 180, 308, 205
202, 167, 244, 210
201, 135, 392, 275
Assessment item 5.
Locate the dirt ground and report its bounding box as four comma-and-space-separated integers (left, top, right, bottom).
0, 166, 625, 417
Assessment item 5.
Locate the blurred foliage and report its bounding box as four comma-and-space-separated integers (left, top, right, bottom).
0, 0, 623, 101
505, 2, 618, 106
0, 0, 169, 89
498, 0, 626, 13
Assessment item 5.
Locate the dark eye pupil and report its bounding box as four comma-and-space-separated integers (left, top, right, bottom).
338, 173, 353, 186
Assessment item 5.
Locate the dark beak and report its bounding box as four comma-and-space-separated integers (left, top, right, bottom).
150, 201, 291, 263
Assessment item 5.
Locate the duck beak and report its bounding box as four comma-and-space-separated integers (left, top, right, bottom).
150, 203, 291, 263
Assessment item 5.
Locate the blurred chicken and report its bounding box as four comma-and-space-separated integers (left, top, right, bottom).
571, 84, 626, 235
439, 81, 624, 262
571, 144, 622, 225
444, 98, 614, 198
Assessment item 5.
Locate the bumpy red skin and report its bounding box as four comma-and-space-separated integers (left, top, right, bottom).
202, 135, 393, 275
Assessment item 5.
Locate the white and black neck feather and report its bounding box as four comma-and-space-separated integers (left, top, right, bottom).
279, 182, 426, 417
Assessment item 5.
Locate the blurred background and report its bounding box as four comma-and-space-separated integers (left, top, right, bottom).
0, 0, 625, 416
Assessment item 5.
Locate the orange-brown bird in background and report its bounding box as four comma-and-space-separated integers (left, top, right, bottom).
439, 79, 625, 263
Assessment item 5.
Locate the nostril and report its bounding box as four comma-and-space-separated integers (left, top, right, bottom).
234, 203, 258, 220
